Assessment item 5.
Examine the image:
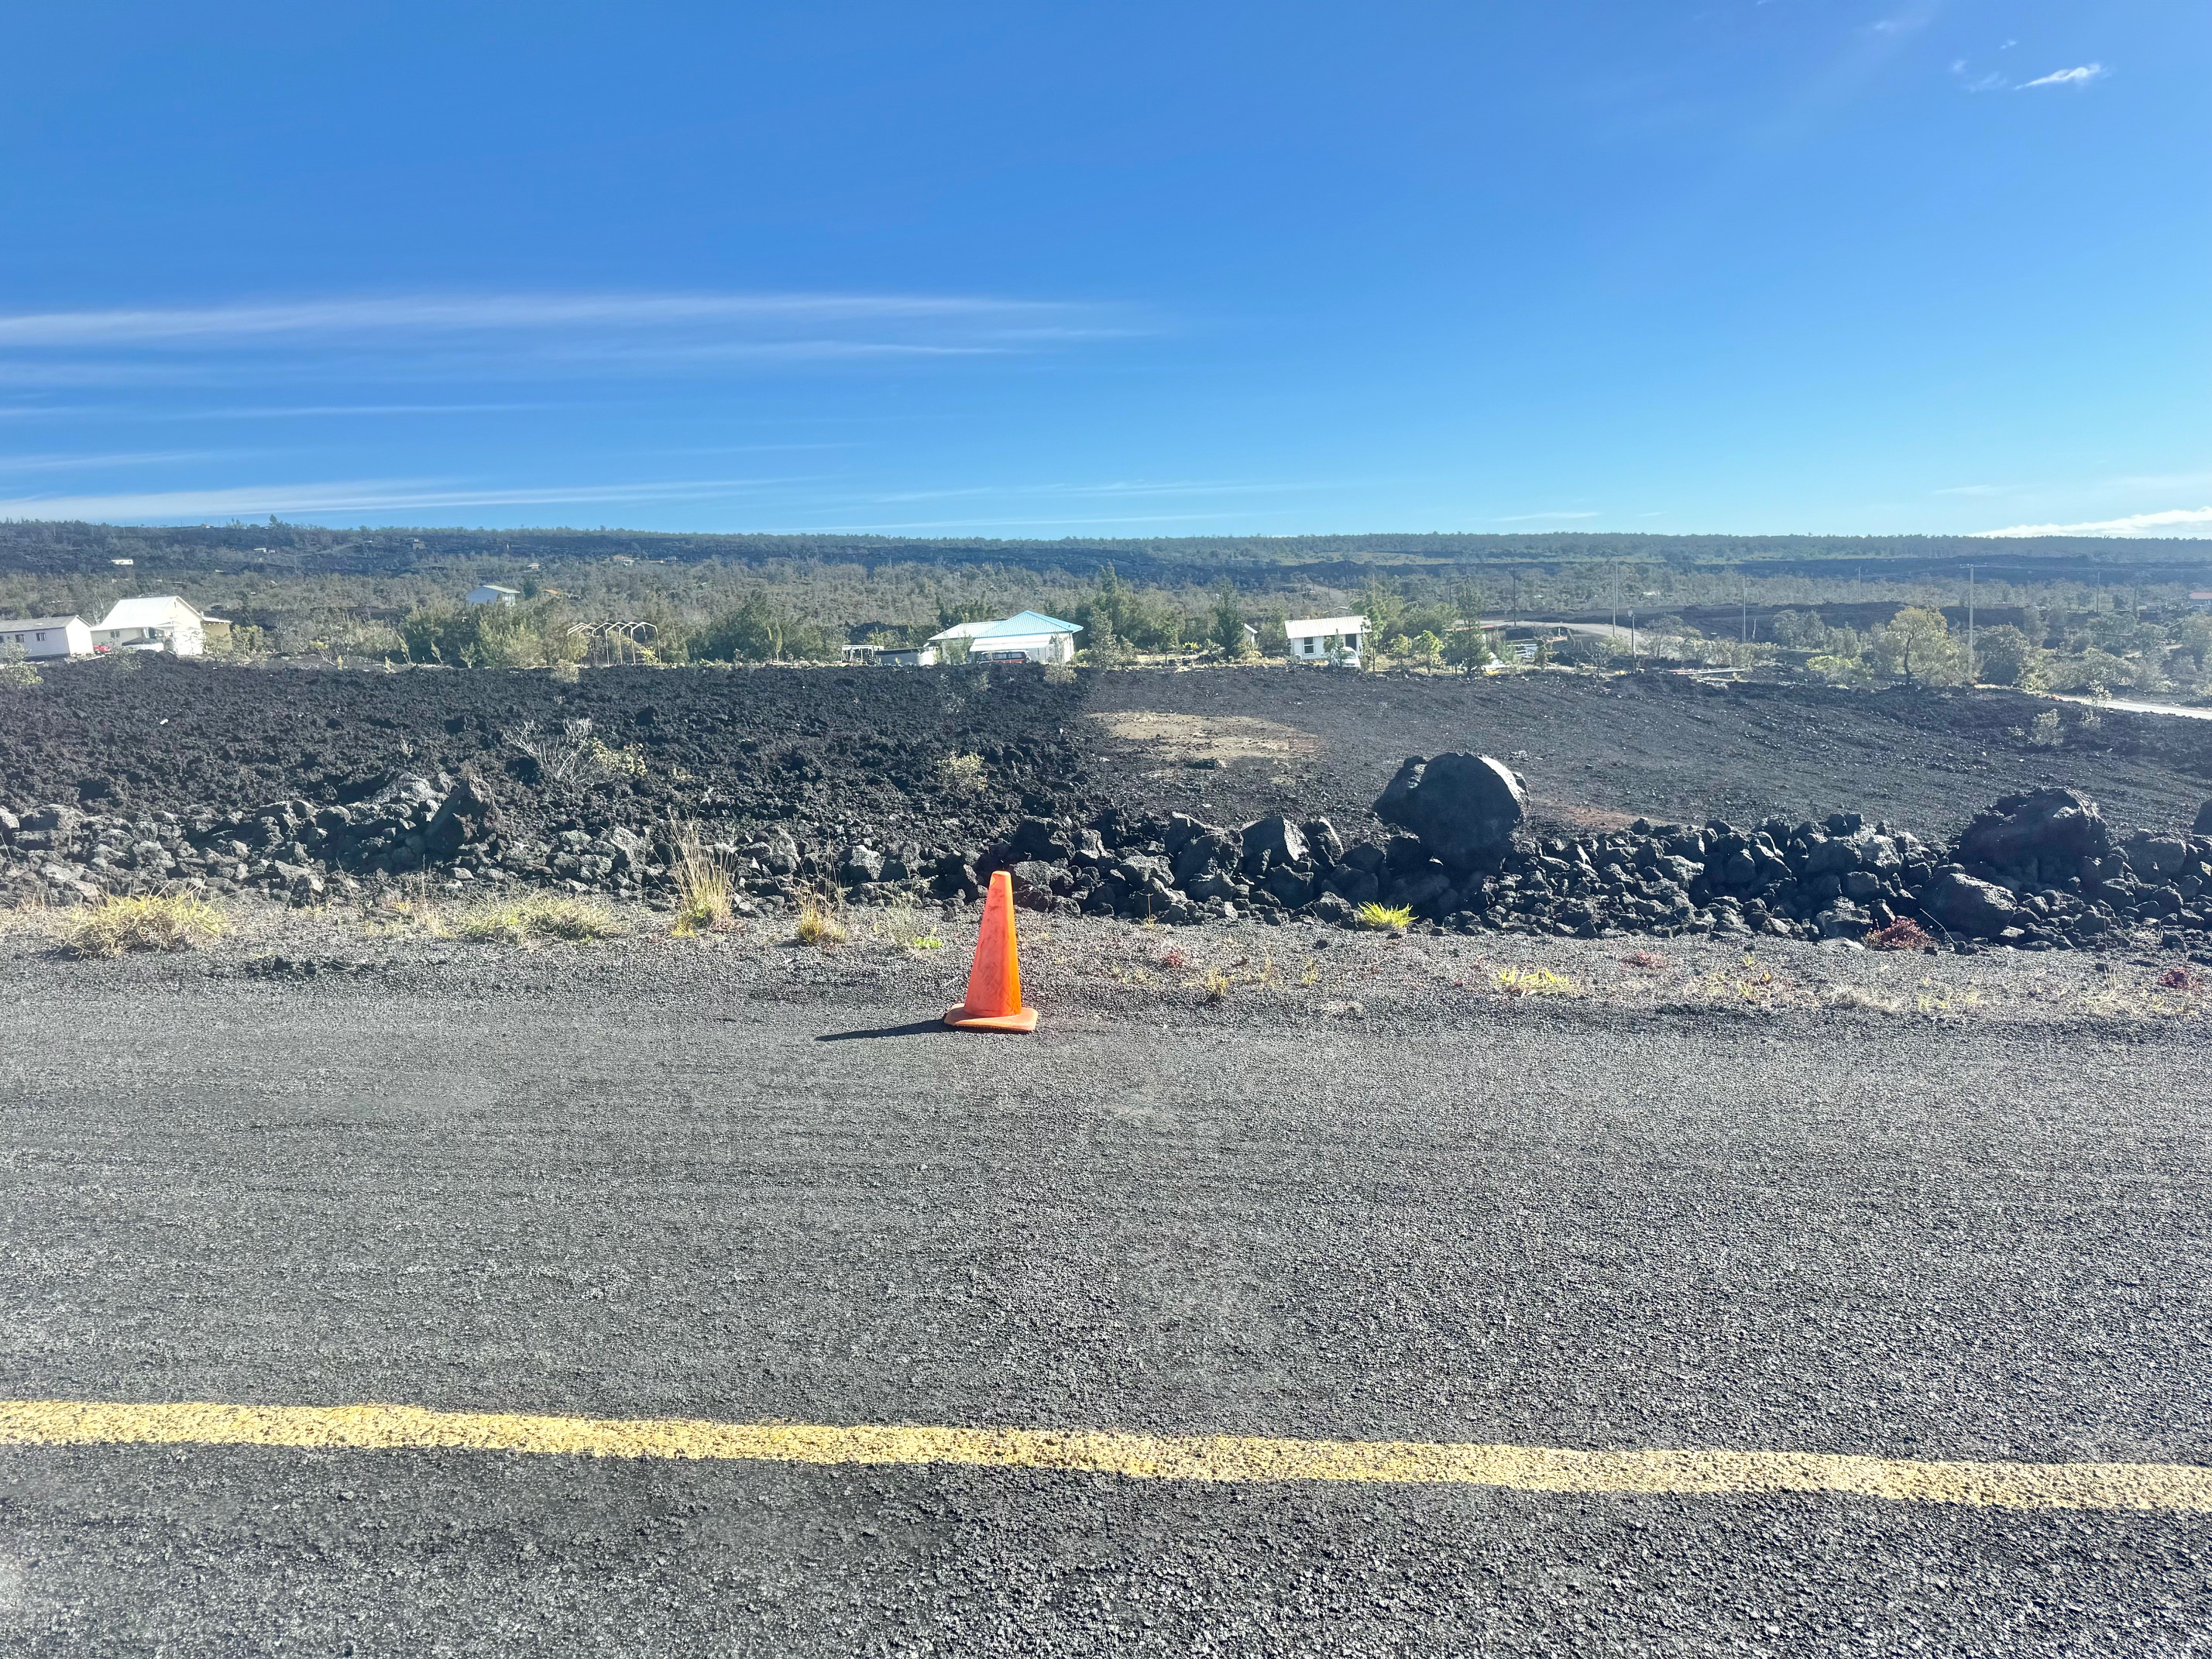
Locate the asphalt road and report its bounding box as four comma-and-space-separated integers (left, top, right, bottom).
4, 956, 2210, 1655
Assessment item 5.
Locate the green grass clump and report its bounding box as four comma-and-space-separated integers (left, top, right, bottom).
1354, 902, 1414, 931
1496, 966, 1575, 997
455, 893, 625, 944
60, 894, 228, 958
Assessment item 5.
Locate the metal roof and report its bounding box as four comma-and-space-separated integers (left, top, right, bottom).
926, 620, 999, 643
1284, 615, 1366, 635
0, 616, 84, 632
975, 610, 1081, 638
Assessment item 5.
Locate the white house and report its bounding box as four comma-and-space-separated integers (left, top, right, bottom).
1285, 615, 1366, 666
969, 611, 1084, 664
467, 584, 520, 607
91, 596, 211, 656
0, 615, 93, 658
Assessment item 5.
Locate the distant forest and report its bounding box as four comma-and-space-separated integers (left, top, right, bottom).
1, 516, 2207, 699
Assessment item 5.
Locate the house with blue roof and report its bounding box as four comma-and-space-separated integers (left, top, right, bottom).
929, 610, 1084, 665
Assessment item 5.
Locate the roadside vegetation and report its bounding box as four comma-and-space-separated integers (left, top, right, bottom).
453, 893, 624, 944
57, 893, 228, 957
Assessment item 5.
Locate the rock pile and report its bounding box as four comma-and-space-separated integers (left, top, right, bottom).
4, 760, 2209, 956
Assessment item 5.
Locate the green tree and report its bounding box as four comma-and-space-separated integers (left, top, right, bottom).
1211, 580, 1252, 658
1870, 607, 1970, 685
1973, 623, 2038, 688
1256, 608, 1289, 658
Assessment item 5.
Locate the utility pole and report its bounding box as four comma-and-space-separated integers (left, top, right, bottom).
1973, 566, 1990, 681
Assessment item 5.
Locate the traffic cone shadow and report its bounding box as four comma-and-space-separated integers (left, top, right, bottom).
945, 869, 1039, 1033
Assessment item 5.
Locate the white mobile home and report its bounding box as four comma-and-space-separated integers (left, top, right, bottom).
1285, 615, 1365, 665
967, 611, 1083, 664
467, 584, 520, 606
90, 596, 210, 656
0, 615, 93, 658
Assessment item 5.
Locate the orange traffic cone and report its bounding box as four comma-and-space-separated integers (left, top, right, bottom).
945, 870, 1039, 1032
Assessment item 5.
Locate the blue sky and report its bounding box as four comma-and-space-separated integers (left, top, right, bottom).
1, 1, 2205, 539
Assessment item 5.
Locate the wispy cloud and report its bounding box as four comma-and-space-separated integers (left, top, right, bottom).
0, 293, 1088, 349
0, 290, 1137, 391
0, 476, 811, 524
1978, 505, 2212, 538
0, 449, 230, 473
2020, 64, 2106, 89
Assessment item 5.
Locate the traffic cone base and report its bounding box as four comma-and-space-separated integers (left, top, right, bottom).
944, 869, 1038, 1035
944, 1005, 1040, 1033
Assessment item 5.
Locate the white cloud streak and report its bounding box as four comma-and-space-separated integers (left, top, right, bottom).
2020, 64, 2105, 88
0, 476, 809, 524
0, 293, 1084, 349
1978, 505, 2212, 538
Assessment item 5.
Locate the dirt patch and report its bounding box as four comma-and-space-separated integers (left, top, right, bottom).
1088, 710, 1321, 771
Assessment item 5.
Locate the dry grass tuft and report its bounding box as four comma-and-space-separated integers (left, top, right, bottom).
1496, 965, 1576, 997
455, 893, 625, 944
938, 753, 988, 795
668, 823, 739, 938
60, 893, 228, 958
869, 903, 943, 951
793, 891, 848, 946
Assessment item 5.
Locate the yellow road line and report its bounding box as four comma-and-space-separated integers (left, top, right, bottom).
3, 1400, 2207, 1512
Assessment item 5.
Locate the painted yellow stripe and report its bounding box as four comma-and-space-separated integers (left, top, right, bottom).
2, 1400, 2207, 1513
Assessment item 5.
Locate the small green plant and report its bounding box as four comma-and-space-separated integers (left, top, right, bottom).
870, 903, 943, 950
585, 733, 650, 777
668, 823, 737, 937
2026, 709, 2063, 748
1496, 965, 1575, 997
1197, 967, 1232, 1003
793, 891, 848, 946
0, 643, 41, 689
60, 893, 228, 957
1355, 902, 1414, 931
550, 657, 581, 684
939, 753, 988, 795
455, 893, 625, 944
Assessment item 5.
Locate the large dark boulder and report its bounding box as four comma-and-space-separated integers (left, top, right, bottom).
1374, 754, 1527, 871
1956, 788, 2114, 882
2196, 801, 2212, 836
1240, 814, 1307, 874
1922, 871, 2022, 938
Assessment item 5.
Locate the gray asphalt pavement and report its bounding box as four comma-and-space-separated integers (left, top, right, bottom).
3, 940, 2210, 1654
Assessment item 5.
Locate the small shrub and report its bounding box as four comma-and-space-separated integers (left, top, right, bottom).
939, 753, 988, 795
668, 823, 737, 937
550, 658, 581, 684
1496, 965, 1575, 997
0, 644, 41, 689
1867, 917, 1933, 952
2026, 709, 2063, 748
455, 893, 624, 944
871, 903, 943, 950
1355, 902, 1414, 931
793, 891, 847, 946
2158, 966, 2203, 992
1042, 661, 1077, 685
1159, 948, 1189, 969
1823, 984, 1905, 1015
60, 894, 228, 957
1197, 967, 1231, 1003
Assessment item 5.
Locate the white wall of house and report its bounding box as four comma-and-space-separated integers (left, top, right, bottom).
1285, 617, 1365, 664
91, 597, 207, 656
0, 617, 92, 658
972, 630, 1077, 664
467, 586, 520, 606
